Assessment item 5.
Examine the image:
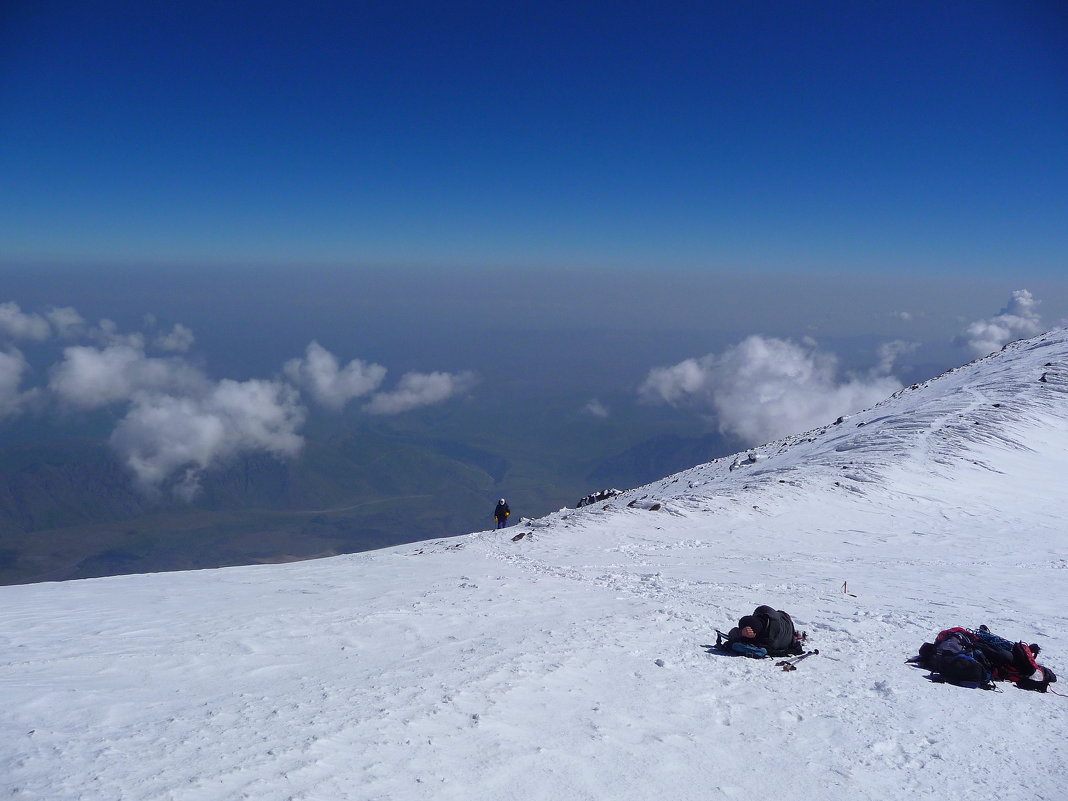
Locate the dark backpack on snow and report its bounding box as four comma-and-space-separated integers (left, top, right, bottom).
923, 631, 994, 689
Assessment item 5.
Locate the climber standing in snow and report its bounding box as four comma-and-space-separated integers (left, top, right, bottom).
494, 498, 511, 529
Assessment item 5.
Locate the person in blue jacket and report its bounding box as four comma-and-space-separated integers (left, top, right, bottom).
494, 498, 511, 529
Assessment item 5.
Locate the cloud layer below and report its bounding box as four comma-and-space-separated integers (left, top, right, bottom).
110, 379, 306, 499
0, 348, 33, 419
958, 289, 1042, 357
1, 289, 1055, 496
640, 335, 906, 445
363, 370, 477, 415
1, 302, 478, 498
283, 341, 386, 410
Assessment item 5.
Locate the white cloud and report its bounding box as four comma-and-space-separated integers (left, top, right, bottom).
364, 371, 477, 415
46, 306, 86, 339
0, 348, 33, 419
585, 399, 610, 418
6, 300, 480, 495
284, 341, 386, 410
958, 289, 1042, 357
92, 318, 145, 348
49, 344, 208, 409
0, 302, 51, 341
875, 339, 919, 375
640, 336, 902, 446
154, 323, 195, 353
110, 379, 305, 499
639, 358, 711, 405
49, 341, 305, 497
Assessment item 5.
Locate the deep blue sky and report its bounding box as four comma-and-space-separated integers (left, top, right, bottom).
1, 1, 1066, 275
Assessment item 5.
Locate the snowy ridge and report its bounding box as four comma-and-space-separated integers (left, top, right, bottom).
592, 329, 1068, 515
2, 330, 1067, 800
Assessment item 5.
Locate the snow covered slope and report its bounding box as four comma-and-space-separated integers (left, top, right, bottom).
2, 331, 1067, 801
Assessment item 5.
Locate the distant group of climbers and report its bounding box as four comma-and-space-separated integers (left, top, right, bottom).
716, 605, 1057, 693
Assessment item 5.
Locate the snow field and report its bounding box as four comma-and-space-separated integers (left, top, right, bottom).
2, 330, 1067, 800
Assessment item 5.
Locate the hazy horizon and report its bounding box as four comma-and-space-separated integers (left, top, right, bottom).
3, 262, 1066, 451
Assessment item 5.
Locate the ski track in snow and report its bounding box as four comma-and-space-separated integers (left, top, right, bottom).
1, 332, 1067, 800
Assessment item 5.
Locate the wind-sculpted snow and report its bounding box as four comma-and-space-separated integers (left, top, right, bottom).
1, 330, 1066, 800
617, 330, 1068, 508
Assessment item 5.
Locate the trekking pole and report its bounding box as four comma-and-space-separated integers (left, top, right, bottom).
776, 650, 819, 670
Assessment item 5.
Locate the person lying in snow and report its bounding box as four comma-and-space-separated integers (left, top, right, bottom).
719, 605, 804, 658
910, 625, 1058, 691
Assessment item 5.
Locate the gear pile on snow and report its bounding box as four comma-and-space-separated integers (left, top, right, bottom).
909, 626, 1058, 691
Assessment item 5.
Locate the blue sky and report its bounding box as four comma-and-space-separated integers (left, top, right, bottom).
2, 1, 1066, 275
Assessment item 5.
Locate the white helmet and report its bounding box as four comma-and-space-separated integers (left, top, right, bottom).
499, 498, 506, 504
